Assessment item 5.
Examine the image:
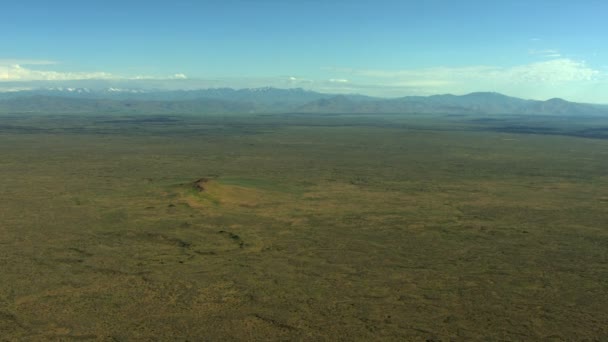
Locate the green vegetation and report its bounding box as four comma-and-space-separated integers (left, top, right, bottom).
0, 112, 607, 340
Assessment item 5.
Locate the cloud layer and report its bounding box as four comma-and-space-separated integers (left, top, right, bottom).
332, 58, 599, 85
1, 58, 606, 103
0, 64, 115, 81
0, 61, 187, 82
324, 58, 606, 102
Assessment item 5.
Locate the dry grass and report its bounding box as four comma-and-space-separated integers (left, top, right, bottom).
0, 113, 607, 340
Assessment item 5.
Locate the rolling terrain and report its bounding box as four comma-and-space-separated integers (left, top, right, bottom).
0, 110, 607, 340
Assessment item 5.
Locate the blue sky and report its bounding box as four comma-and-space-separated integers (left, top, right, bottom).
1, 0, 607, 102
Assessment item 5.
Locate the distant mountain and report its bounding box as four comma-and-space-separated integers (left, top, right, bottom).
520, 98, 603, 116
297, 92, 607, 116
0, 87, 330, 106
0, 88, 606, 116
0, 95, 257, 114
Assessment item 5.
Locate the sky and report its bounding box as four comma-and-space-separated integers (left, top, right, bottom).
1, 0, 607, 102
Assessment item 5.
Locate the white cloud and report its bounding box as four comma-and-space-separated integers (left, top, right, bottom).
529, 49, 561, 58
328, 78, 349, 83
0, 62, 193, 83
0, 64, 115, 81
331, 58, 600, 85
284, 75, 314, 85
0, 59, 56, 66
324, 59, 606, 101
172, 73, 188, 79
506, 59, 599, 83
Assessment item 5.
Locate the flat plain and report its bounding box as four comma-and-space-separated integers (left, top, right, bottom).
1, 112, 607, 340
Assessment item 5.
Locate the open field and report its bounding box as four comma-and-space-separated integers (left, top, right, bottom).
1, 112, 607, 340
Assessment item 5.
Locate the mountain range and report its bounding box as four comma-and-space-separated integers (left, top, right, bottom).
0, 87, 606, 116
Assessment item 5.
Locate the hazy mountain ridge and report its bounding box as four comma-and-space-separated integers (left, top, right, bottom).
0, 87, 328, 104
297, 92, 606, 116
0, 88, 606, 116
0, 95, 259, 114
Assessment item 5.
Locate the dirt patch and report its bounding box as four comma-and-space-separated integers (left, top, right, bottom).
193, 178, 211, 192
218, 230, 245, 248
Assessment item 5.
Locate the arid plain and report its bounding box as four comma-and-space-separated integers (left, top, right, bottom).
1, 113, 607, 340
